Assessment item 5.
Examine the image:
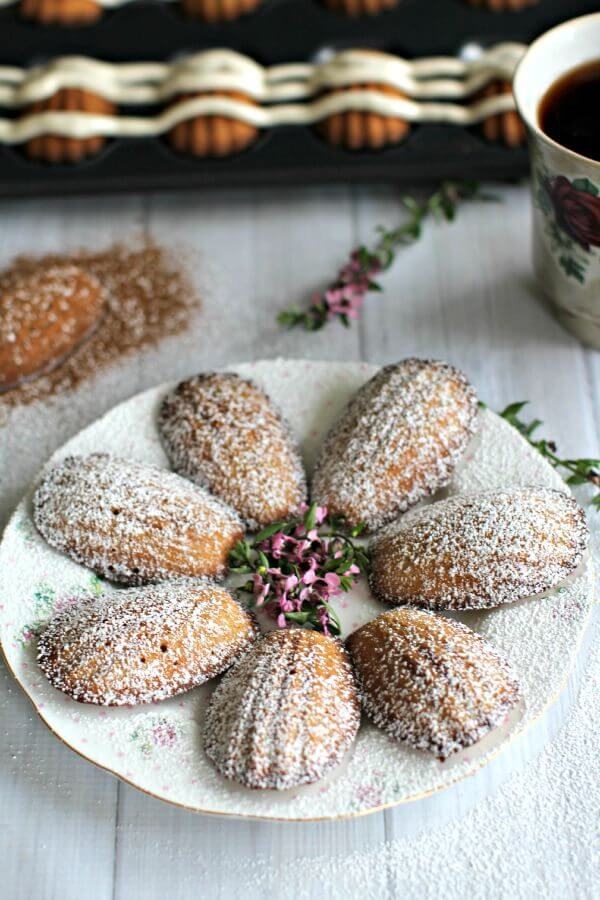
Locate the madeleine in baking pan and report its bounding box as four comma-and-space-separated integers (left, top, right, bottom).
204, 629, 360, 790
38, 579, 259, 706
479, 81, 526, 147
465, 0, 539, 10
322, 0, 398, 15
180, 0, 262, 20
316, 82, 410, 150
346, 607, 521, 760
311, 358, 478, 531
23, 89, 115, 164
20, 0, 102, 24
168, 92, 259, 157
369, 487, 588, 610
33, 453, 244, 585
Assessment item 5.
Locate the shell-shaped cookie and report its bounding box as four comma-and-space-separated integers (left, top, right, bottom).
322, 0, 398, 15
168, 92, 259, 158
346, 607, 521, 760
465, 0, 538, 10
24, 89, 115, 164
204, 629, 360, 789
369, 487, 588, 610
159, 372, 307, 530
38, 579, 259, 706
180, 0, 262, 20
0, 263, 104, 393
316, 83, 410, 150
479, 81, 526, 148
33, 453, 244, 585
311, 358, 478, 531
20, 0, 102, 23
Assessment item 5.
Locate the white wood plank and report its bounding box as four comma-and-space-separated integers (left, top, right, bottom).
0, 183, 597, 900
111, 185, 385, 900
0, 194, 145, 900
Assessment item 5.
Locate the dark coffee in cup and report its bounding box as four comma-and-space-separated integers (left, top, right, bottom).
539, 60, 600, 162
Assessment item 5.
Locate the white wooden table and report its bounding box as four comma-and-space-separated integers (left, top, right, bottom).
0, 184, 598, 900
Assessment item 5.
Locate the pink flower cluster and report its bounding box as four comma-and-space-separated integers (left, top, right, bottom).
251, 505, 359, 635
316, 250, 382, 321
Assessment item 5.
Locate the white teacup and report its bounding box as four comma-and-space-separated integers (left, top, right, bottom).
514, 13, 600, 348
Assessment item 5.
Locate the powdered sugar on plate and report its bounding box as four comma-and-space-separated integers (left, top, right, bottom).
0, 359, 595, 820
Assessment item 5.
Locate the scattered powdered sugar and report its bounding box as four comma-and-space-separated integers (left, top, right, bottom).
369, 487, 588, 610
0, 240, 200, 408
158, 372, 307, 530
33, 452, 243, 585
204, 629, 360, 790
311, 358, 478, 531
0, 360, 595, 820
37, 579, 259, 706
347, 607, 521, 760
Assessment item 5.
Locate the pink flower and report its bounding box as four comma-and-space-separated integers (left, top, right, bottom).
277, 613, 287, 628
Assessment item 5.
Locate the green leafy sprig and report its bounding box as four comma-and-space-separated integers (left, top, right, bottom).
277, 181, 496, 331
498, 401, 600, 509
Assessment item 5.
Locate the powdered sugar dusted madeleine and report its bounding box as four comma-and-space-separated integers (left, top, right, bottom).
370, 487, 588, 610
311, 358, 478, 531
159, 372, 307, 529
204, 629, 360, 790
33, 453, 243, 585
346, 608, 521, 760
38, 580, 259, 706
0, 263, 104, 392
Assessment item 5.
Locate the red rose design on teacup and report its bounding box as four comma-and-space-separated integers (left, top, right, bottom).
546, 176, 600, 252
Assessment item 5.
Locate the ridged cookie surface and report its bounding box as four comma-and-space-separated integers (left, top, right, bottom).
33, 453, 244, 585
311, 358, 478, 531
38, 579, 258, 706
346, 608, 521, 760
369, 487, 588, 610
159, 372, 307, 529
204, 629, 360, 790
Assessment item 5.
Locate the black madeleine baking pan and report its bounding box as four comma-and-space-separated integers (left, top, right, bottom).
0, 0, 596, 197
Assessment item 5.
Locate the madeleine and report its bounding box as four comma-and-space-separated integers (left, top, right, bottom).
204, 629, 360, 789
347, 607, 521, 760
312, 358, 478, 531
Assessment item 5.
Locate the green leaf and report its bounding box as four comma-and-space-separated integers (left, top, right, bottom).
285, 611, 311, 624
253, 521, 286, 543
499, 401, 529, 419
566, 473, 591, 485
571, 177, 598, 196
304, 503, 318, 532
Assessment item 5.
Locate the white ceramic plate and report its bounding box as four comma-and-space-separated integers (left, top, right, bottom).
0, 359, 594, 821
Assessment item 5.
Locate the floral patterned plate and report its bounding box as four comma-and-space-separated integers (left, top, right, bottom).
0, 359, 595, 821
